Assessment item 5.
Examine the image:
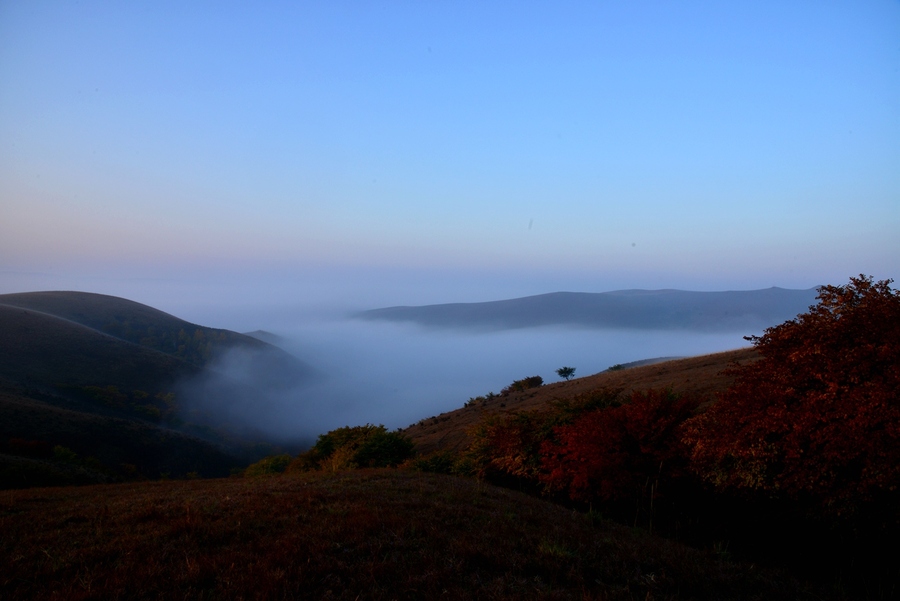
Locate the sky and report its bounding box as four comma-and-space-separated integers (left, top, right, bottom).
1, 0, 899, 318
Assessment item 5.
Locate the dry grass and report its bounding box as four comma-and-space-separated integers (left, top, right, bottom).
404, 348, 758, 454
0, 469, 827, 600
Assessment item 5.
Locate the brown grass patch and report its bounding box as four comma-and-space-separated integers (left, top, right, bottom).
404, 348, 758, 455
0, 469, 825, 600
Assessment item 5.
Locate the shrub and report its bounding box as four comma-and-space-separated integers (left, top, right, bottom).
540, 389, 700, 528
244, 454, 293, 477
465, 389, 622, 485
294, 425, 415, 472
501, 375, 544, 396
686, 275, 900, 522
402, 450, 459, 474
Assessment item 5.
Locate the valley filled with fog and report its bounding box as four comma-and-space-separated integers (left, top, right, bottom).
193, 309, 753, 444
0, 268, 814, 445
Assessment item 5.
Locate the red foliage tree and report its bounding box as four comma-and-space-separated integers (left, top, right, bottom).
466, 411, 553, 482
686, 276, 900, 520
540, 389, 699, 510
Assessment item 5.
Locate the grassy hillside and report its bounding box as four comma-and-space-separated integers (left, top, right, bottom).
0, 388, 240, 487
403, 347, 758, 455
0, 304, 198, 393
0, 292, 317, 487
0, 469, 828, 601
0, 291, 315, 384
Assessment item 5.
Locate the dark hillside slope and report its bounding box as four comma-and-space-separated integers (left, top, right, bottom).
0, 390, 239, 486
0, 306, 243, 485
0, 291, 315, 387
361, 287, 819, 331
0, 294, 319, 487
0, 304, 197, 393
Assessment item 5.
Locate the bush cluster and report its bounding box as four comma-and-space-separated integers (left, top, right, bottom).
289, 424, 415, 472
500, 375, 544, 396
461, 276, 900, 587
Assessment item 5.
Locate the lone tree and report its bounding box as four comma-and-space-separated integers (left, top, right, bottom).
556, 366, 576, 381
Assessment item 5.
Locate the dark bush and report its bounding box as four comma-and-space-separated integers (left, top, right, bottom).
501, 375, 544, 396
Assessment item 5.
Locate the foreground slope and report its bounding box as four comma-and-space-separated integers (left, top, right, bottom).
403, 347, 758, 455
0, 470, 824, 601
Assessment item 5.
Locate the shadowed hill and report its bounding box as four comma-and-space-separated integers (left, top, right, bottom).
0, 389, 240, 485
0, 291, 315, 386
360, 287, 819, 331
0, 292, 320, 487
402, 347, 758, 455
0, 304, 198, 393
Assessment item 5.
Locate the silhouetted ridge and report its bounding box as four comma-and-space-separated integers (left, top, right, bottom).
359, 287, 820, 331
0, 290, 315, 384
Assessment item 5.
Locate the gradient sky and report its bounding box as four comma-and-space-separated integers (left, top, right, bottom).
1, 1, 898, 308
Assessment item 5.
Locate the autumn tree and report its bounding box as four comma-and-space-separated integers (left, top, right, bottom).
541, 389, 700, 529
686, 275, 900, 521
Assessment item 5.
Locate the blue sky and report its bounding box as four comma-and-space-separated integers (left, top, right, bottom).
1, 1, 898, 308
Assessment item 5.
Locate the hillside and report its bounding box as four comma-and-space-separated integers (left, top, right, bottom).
360, 287, 819, 331
0, 291, 315, 386
0, 469, 827, 601
0, 292, 317, 487
0, 303, 198, 393
402, 347, 758, 455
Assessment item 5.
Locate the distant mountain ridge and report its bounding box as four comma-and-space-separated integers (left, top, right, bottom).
359, 287, 820, 332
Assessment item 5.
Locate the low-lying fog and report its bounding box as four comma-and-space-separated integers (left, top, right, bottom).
257, 318, 747, 442
181, 297, 755, 445
3, 268, 781, 447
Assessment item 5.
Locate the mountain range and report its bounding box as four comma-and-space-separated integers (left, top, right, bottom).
359, 287, 820, 331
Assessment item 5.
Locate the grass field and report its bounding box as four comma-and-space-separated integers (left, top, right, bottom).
1, 469, 829, 601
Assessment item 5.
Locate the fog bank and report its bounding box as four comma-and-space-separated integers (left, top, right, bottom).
0, 267, 815, 446
180, 313, 752, 445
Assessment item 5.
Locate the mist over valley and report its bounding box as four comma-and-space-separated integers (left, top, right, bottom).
0, 283, 817, 457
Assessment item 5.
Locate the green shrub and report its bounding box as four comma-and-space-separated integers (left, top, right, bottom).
294, 425, 415, 472
53, 445, 79, 463
404, 451, 458, 474
244, 454, 293, 476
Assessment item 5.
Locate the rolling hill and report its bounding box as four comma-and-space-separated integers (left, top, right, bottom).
0, 291, 317, 487
0, 291, 315, 386
359, 287, 820, 331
